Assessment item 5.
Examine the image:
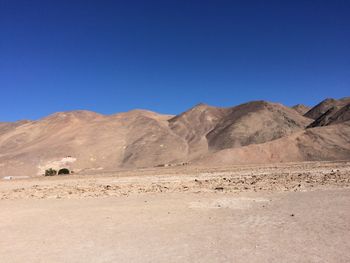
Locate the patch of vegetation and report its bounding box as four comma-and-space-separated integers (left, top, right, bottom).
58, 168, 70, 175
45, 168, 57, 176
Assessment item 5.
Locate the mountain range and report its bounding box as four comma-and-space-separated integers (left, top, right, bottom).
1, 97, 349, 177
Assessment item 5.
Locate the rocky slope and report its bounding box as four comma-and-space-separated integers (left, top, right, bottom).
206, 101, 312, 150
308, 103, 350, 128
0, 98, 349, 177
304, 97, 350, 119
292, 104, 311, 115
195, 121, 350, 165
168, 103, 229, 158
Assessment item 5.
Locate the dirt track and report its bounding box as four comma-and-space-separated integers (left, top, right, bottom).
1, 161, 350, 262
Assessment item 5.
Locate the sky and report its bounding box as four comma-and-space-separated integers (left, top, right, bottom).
0, 0, 349, 121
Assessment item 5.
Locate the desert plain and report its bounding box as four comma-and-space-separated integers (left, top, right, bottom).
1, 161, 350, 263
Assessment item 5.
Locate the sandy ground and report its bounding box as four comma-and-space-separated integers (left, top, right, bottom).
1, 161, 350, 262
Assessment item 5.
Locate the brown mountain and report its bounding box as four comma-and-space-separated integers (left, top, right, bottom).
308, 103, 350, 128
195, 121, 350, 165
0, 110, 186, 177
0, 99, 349, 177
168, 103, 229, 158
291, 104, 311, 115
0, 120, 30, 135
206, 101, 312, 150
304, 97, 350, 119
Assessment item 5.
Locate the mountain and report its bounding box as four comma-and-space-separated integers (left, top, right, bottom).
168, 103, 229, 158
206, 101, 312, 150
0, 110, 186, 177
0, 98, 349, 177
304, 97, 350, 119
195, 121, 350, 165
117, 110, 187, 168
292, 104, 311, 115
0, 120, 30, 135
307, 103, 350, 128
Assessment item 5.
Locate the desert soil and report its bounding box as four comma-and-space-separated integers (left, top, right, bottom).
1, 161, 350, 262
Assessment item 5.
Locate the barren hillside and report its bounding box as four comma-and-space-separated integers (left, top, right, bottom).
0, 98, 349, 177
292, 104, 311, 115
195, 122, 350, 166
308, 103, 350, 128
206, 101, 312, 150
304, 97, 350, 119
168, 103, 229, 158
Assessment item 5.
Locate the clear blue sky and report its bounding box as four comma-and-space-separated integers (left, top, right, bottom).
1, 0, 349, 121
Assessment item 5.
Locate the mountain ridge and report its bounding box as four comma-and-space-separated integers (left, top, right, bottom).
0, 98, 349, 177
